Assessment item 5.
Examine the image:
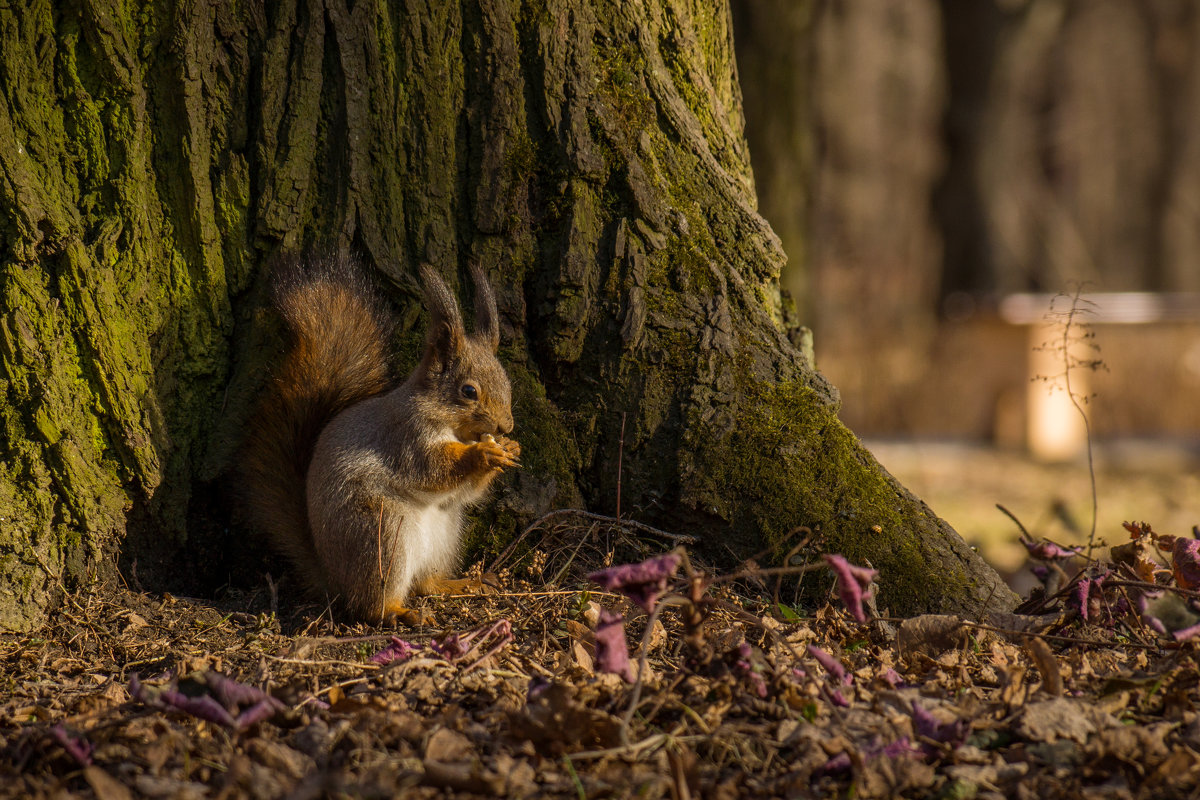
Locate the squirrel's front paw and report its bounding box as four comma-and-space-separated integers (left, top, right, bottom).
494, 435, 521, 462
475, 435, 521, 470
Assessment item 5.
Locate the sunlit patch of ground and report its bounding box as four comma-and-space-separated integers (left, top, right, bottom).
866, 439, 1200, 588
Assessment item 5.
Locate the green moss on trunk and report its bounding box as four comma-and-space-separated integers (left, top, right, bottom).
0, 0, 1014, 630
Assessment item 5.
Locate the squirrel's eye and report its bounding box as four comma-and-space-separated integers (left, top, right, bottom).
461, 384, 478, 401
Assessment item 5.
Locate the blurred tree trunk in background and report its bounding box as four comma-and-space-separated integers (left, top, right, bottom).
1161, 5, 1200, 291
970, 0, 1185, 292
936, 1, 1006, 302
0, 0, 1016, 630
729, 1, 815, 318
734, 0, 946, 430
944, 0, 1200, 294
736, 0, 1200, 435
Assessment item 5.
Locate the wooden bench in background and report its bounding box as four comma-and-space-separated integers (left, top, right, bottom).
999, 292, 1200, 461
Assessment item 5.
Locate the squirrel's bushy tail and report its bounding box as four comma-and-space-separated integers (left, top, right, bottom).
241, 251, 395, 592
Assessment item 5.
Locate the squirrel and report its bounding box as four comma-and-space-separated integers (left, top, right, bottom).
240, 250, 521, 624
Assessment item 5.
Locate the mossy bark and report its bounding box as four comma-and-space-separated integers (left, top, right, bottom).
0, 0, 1015, 631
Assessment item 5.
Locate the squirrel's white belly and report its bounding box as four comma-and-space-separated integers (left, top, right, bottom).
388, 493, 468, 597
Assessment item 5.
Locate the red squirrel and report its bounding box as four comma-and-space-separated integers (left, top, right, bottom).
241, 251, 520, 623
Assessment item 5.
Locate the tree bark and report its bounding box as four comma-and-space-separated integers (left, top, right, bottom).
0, 0, 1015, 631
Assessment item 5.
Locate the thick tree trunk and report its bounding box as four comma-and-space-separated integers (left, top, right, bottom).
0, 0, 1015, 631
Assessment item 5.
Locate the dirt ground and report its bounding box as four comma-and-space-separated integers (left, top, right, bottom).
5, 510, 1200, 799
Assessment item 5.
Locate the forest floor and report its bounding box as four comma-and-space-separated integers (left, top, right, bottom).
4, 510, 1200, 799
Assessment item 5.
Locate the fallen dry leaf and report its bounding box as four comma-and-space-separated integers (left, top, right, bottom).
1017, 697, 1115, 743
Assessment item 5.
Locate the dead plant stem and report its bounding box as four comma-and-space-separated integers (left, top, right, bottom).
1059, 289, 1099, 562
617, 411, 627, 521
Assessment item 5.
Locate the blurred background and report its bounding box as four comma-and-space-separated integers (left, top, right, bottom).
731, 0, 1200, 581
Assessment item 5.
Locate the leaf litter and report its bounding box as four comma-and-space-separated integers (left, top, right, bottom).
4, 512, 1200, 798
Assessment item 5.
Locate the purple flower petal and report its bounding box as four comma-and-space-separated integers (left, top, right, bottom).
1021, 537, 1082, 561
911, 700, 969, 752
1068, 570, 1113, 624
129, 674, 153, 704
432, 619, 513, 664
50, 724, 93, 767
588, 553, 681, 613
910, 701, 938, 738
594, 608, 637, 682
1172, 622, 1200, 642
1137, 590, 1169, 634
432, 633, 468, 661
823, 554, 877, 623
130, 672, 282, 729
371, 635, 418, 665
235, 699, 283, 730
821, 753, 852, 774
160, 689, 238, 728
204, 671, 283, 714
807, 644, 851, 685
526, 676, 552, 701
880, 737, 915, 759
1072, 578, 1092, 621
732, 642, 768, 698
1174, 537, 1200, 590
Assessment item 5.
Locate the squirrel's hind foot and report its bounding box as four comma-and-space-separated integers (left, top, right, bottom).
415, 575, 498, 597
378, 576, 496, 627
381, 601, 435, 628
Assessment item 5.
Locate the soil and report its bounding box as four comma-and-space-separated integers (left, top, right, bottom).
4, 510, 1200, 799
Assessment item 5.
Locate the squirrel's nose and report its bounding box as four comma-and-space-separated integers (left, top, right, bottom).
497, 413, 513, 436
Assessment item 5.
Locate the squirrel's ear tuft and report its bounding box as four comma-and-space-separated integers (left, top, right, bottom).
429, 319, 464, 366
420, 264, 465, 363
470, 263, 501, 353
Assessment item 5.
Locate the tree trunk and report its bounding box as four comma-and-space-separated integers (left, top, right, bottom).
0, 0, 1015, 631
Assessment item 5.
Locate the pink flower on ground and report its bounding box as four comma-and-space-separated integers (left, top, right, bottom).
594, 608, 637, 682
1172, 621, 1200, 642
129, 672, 284, 730
1020, 536, 1082, 561
588, 553, 681, 613
50, 725, 93, 767
807, 644, 851, 685
911, 700, 969, 753
1137, 591, 1168, 634
370, 636, 418, 665
432, 619, 513, 664
1068, 570, 1111, 623
733, 642, 768, 698
1173, 536, 1200, 590
823, 554, 877, 623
